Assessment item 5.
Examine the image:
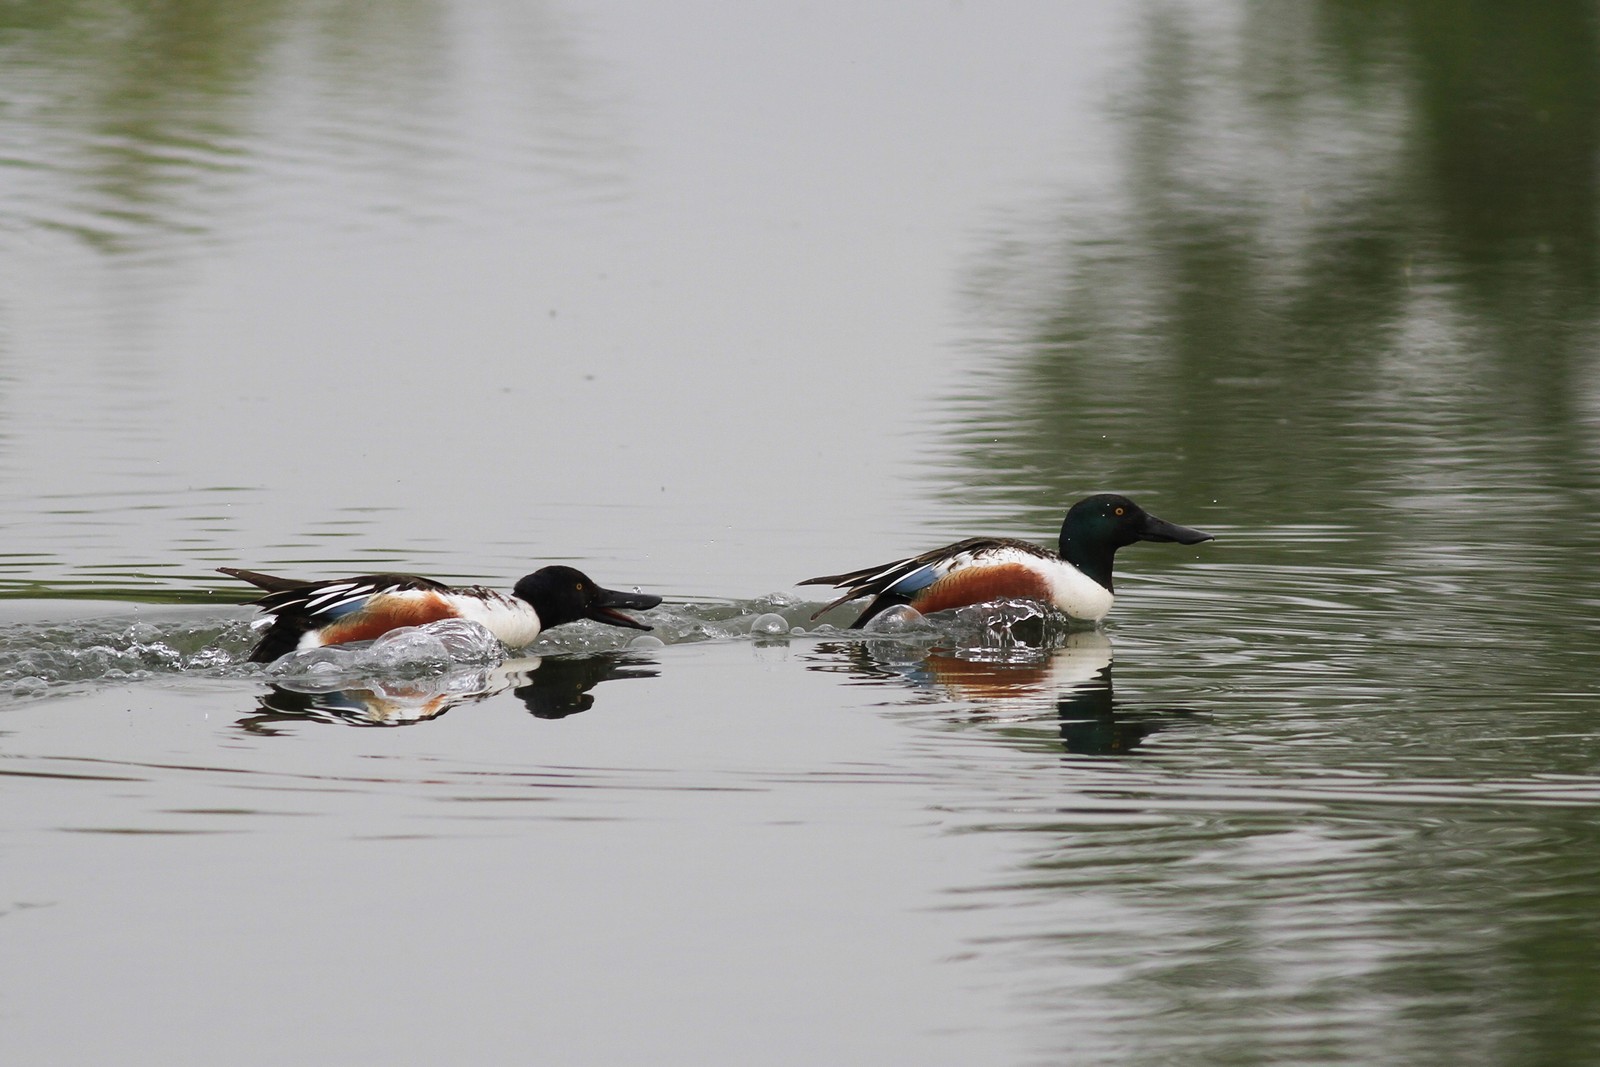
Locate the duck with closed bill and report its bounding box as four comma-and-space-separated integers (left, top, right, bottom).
800, 494, 1212, 628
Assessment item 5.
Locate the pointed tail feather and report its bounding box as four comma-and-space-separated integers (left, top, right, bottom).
218, 567, 313, 594
798, 562, 899, 588
800, 557, 926, 621
809, 588, 870, 621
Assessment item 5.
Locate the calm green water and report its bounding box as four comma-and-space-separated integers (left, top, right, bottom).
3, 2, 1599, 1065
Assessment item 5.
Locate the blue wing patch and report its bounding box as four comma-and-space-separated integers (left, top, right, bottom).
309, 596, 370, 620
885, 562, 942, 597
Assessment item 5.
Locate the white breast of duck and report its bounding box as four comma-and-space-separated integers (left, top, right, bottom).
972, 545, 1116, 621
448, 589, 544, 648
1041, 553, 1117, 621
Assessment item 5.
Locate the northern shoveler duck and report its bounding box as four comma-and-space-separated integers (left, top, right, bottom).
220, 565, 662, 663
799, 494, 1213, 628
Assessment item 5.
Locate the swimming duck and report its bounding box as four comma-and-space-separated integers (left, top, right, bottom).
799, 494, 1212, 627
220, 565, 661, 663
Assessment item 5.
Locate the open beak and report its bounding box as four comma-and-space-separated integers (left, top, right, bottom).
584, 586, 663, 630
1138, 513, 1215, 545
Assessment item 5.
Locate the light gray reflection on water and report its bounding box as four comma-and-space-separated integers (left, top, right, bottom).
0, 0, 627, 252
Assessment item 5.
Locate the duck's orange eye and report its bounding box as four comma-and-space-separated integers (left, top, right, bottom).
1114, 506, 1125, 516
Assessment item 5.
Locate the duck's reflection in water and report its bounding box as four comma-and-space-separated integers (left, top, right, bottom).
1050, 656, 1205, 757
238, 652, 658, 731
811, 631, 1201, 756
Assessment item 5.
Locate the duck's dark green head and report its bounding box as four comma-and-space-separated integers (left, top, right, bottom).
1058, 494, 1213, 592
513, 566, 662, 630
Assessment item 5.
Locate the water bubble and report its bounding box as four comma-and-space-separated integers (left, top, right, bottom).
423, 620, 503, 665
630, 634, 665, 650
863, 605, 925, 634
265, 620, 506, 684
750, 612, 789, 636
365, 628, 452, 675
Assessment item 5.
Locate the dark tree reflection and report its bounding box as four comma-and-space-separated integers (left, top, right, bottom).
949, 1, 1600, 552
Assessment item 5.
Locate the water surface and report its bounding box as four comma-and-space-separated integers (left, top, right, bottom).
3, 2, 1600, 1065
